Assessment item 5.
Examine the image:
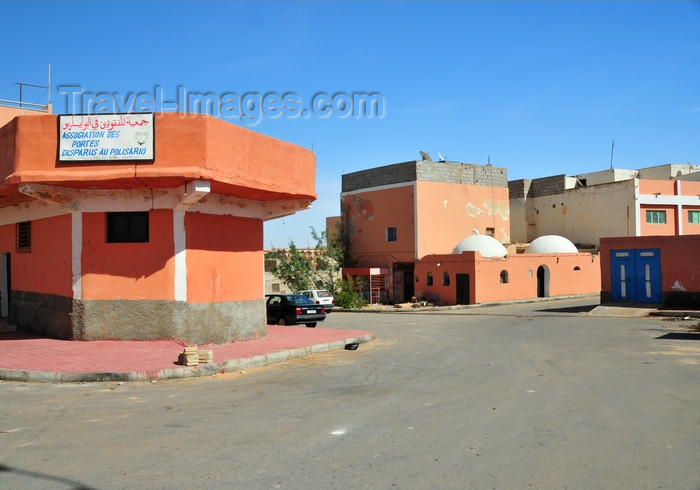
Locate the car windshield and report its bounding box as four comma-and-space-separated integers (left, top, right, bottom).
287, 295, 313, 305
317, 290, 332, 298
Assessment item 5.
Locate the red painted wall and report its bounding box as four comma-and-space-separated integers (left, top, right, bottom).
600, 235, 700, 294
0, 214, 73, 298
81, 210, 175, 300
185, 213, 262, 303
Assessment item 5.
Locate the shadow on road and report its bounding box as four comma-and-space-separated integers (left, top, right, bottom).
0, 463, 96, 489
656, 332, 700, 341
535, 304, 598, 314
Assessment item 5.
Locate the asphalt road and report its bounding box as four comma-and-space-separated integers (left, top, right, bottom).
1, 297, 698, 489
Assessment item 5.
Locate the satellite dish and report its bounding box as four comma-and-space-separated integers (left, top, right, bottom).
472, 228, 480, 235
419, 151, 432, 162
437, 152, 445, 162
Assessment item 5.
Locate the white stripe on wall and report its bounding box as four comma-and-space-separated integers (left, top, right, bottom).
71, 212, 82, 300
173, 210, 187, 301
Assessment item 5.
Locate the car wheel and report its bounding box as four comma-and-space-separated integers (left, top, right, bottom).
305, 323, 317, 328
277, 316, 287, 325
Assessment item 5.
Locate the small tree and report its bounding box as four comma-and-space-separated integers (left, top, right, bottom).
265, 221, 366, 308
309, 222, 345, 294
265, 242, 315, 293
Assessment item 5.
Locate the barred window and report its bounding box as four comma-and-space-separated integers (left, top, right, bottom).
17, 221, 31, 253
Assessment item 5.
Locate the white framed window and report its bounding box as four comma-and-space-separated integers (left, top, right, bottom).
688, 210, 700, 224
646, 210, 666, 225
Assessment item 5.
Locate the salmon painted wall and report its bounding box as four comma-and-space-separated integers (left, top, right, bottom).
0, 105, 49, 128
416, 252, 600, 305
0, 118, 18, 187
81, 210, 175, 300
2, 114, 315, 202
638, 179, 676, 195
600, 235, 700, 293
0, 214, 72, 297
680, 180, 700, 197
343, 185, 416, 267
680, 181, 700, 235
185, 212, 262, 303
684, 205, 700, 234
416, 181, 510, 256
640, 204, 677, 235
204, 116, 316, 200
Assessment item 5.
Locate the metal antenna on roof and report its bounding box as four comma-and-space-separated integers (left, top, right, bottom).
610, 139, 615, 170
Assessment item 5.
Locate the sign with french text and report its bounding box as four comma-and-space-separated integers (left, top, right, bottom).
58, 114, 154, 162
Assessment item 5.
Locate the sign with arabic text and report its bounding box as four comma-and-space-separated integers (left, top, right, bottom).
58, 114, 154, 162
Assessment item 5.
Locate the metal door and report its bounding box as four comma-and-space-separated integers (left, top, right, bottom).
392, 270, 404, 303
634, 249, 662, 303
456, 274, 470, 305
0, 253, 8, 318
610, 249, 661, 303
611, 251, 635, 301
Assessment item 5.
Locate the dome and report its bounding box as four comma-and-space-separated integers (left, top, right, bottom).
524, 235, 578, 254
452, 235, 507, 258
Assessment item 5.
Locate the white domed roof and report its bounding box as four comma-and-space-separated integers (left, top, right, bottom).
452, 235, 507, 258
524, 235, 578, 254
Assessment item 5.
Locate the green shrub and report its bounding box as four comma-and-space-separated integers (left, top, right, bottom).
335, 278, 367, 309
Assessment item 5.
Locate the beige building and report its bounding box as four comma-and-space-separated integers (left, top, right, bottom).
509, 164, 700, 247
264, 248, 338, 295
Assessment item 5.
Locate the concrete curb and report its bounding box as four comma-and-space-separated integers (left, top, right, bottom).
336, 294, 601, 314
0, 333, 375, 384
650, 310, 700, 319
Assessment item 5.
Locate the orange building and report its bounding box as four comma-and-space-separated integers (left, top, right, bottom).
0, 112, 315, 343
341, 159, 510, 302
339, 159, 603, 306
415, 245, 600, 305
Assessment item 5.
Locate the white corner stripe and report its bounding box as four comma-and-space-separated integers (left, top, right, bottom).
173, 211, 187, 301
71, 212, 82, 300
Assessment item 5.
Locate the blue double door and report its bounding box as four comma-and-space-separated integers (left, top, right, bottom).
610, 249, 662, 303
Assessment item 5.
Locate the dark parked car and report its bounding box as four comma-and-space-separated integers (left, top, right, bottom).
265, 294, 327, 328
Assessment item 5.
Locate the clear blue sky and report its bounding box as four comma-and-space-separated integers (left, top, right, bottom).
3, 1, 699, 248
